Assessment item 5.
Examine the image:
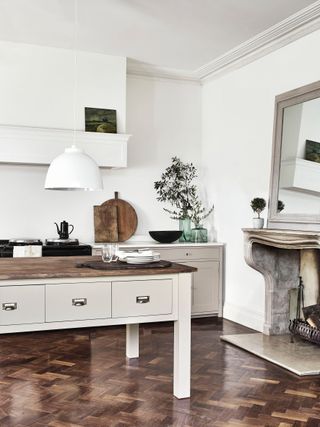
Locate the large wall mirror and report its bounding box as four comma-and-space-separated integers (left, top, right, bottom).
268, 80, 320, 230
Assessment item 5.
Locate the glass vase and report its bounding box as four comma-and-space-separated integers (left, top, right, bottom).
179, 218, 192, 242
191, 226, 208, 243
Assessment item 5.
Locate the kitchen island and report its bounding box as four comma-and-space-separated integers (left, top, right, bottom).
0, 256, 196, 399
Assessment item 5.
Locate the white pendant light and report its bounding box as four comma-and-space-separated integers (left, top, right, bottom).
45, 145, 102, 191
44, 0, 103, 191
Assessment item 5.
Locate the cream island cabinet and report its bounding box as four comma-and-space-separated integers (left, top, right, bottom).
92, 242, 224, 318
0, 256, 196, 399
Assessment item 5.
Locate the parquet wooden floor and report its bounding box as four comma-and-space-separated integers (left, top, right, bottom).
0, 318, 320, 426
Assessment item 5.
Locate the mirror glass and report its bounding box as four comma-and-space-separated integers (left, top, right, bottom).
278, 97, 320, 215
268, 80, 320, 230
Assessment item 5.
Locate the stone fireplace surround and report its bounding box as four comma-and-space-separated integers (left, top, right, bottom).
243, 228, 320, 335
221, 228, 320, 376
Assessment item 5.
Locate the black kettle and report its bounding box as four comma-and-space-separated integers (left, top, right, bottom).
55, 221, 74, 240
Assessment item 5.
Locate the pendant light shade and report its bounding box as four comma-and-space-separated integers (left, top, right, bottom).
45, 146, 103, 191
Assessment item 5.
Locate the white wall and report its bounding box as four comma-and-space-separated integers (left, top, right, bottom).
201, 29, 320, 331
91, 75, 201, 239
0, 41, 127, 131
124, 76, 201, 236
0, 40, 201, 241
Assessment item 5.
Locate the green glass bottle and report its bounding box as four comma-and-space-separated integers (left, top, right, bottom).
179, 218, 192, 242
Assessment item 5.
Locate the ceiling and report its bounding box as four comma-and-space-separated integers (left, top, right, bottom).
0, 0, 316, 71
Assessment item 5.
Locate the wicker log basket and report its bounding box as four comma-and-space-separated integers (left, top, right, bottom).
289, 277, 320, 345
289, 319, 320, 345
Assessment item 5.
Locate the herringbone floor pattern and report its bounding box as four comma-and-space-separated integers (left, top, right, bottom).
0, 319, 319, 426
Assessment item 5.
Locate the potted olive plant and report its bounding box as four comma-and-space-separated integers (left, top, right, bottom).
154, 157, 197, 241
154, 157, 214, 242
250, 197, 266, 229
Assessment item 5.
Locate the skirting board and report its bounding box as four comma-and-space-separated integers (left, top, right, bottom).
221, 333, 320, 376
223, 302, 264, 332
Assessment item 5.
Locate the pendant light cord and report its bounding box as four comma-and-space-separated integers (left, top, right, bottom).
72, 0, 78, 148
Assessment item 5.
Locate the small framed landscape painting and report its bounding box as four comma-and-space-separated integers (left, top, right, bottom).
85, 107, 117, 133
305, 139, 320, 163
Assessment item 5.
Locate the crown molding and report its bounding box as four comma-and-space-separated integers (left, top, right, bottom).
126, 1, 320, 84
196, 0, 320, 82
126, 59, 200, 84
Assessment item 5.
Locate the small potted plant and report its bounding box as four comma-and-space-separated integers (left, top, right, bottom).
190, 199, 214, 243
250, 197, 266, 229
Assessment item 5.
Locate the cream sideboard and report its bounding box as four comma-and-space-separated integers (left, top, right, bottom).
92, 243, 224, 318
0, 256, 195, 399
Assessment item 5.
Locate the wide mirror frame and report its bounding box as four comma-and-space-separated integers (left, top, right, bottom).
268, 80, 320, 231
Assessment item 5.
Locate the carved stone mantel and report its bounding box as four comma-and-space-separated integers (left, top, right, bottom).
243, 228, 320, 335
243, 228, 320, 251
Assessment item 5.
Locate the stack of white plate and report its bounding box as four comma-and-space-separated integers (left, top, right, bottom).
118, 249, 161, 265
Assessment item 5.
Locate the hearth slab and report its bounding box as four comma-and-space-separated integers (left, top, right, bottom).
221, 333, 320, 376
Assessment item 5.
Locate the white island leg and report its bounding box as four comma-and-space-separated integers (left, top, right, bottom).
174, 272, 192, 399
126, 323, 139, 358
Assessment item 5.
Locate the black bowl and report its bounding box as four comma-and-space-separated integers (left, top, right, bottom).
149, 230, 182, 244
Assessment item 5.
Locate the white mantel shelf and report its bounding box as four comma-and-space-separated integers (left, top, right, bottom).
0, 124, 130, 168
280, 158, 320, 195
242, 228, 320, 250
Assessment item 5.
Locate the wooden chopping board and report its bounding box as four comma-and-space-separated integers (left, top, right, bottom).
94, 192, 138, 242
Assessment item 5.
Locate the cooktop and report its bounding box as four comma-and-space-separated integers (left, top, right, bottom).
0, 240, 92, 258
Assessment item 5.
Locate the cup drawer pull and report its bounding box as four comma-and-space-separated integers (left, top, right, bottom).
2, 302, 17, 311
136, 296, 150, 304
72, 298, 87, 307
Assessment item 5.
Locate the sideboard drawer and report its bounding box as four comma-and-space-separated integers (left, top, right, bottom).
0, 285, 45, 325
46, 282, 111, 322
159, 247, 220, 261
112, 279, 172, 318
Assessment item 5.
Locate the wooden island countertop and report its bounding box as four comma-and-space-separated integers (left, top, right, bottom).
0, 256, 197, 281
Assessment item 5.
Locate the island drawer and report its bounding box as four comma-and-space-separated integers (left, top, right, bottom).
46, 282, 111, 322
0, 285, 45, 326
158, 247, 220, 261
112, 279, 172, 318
